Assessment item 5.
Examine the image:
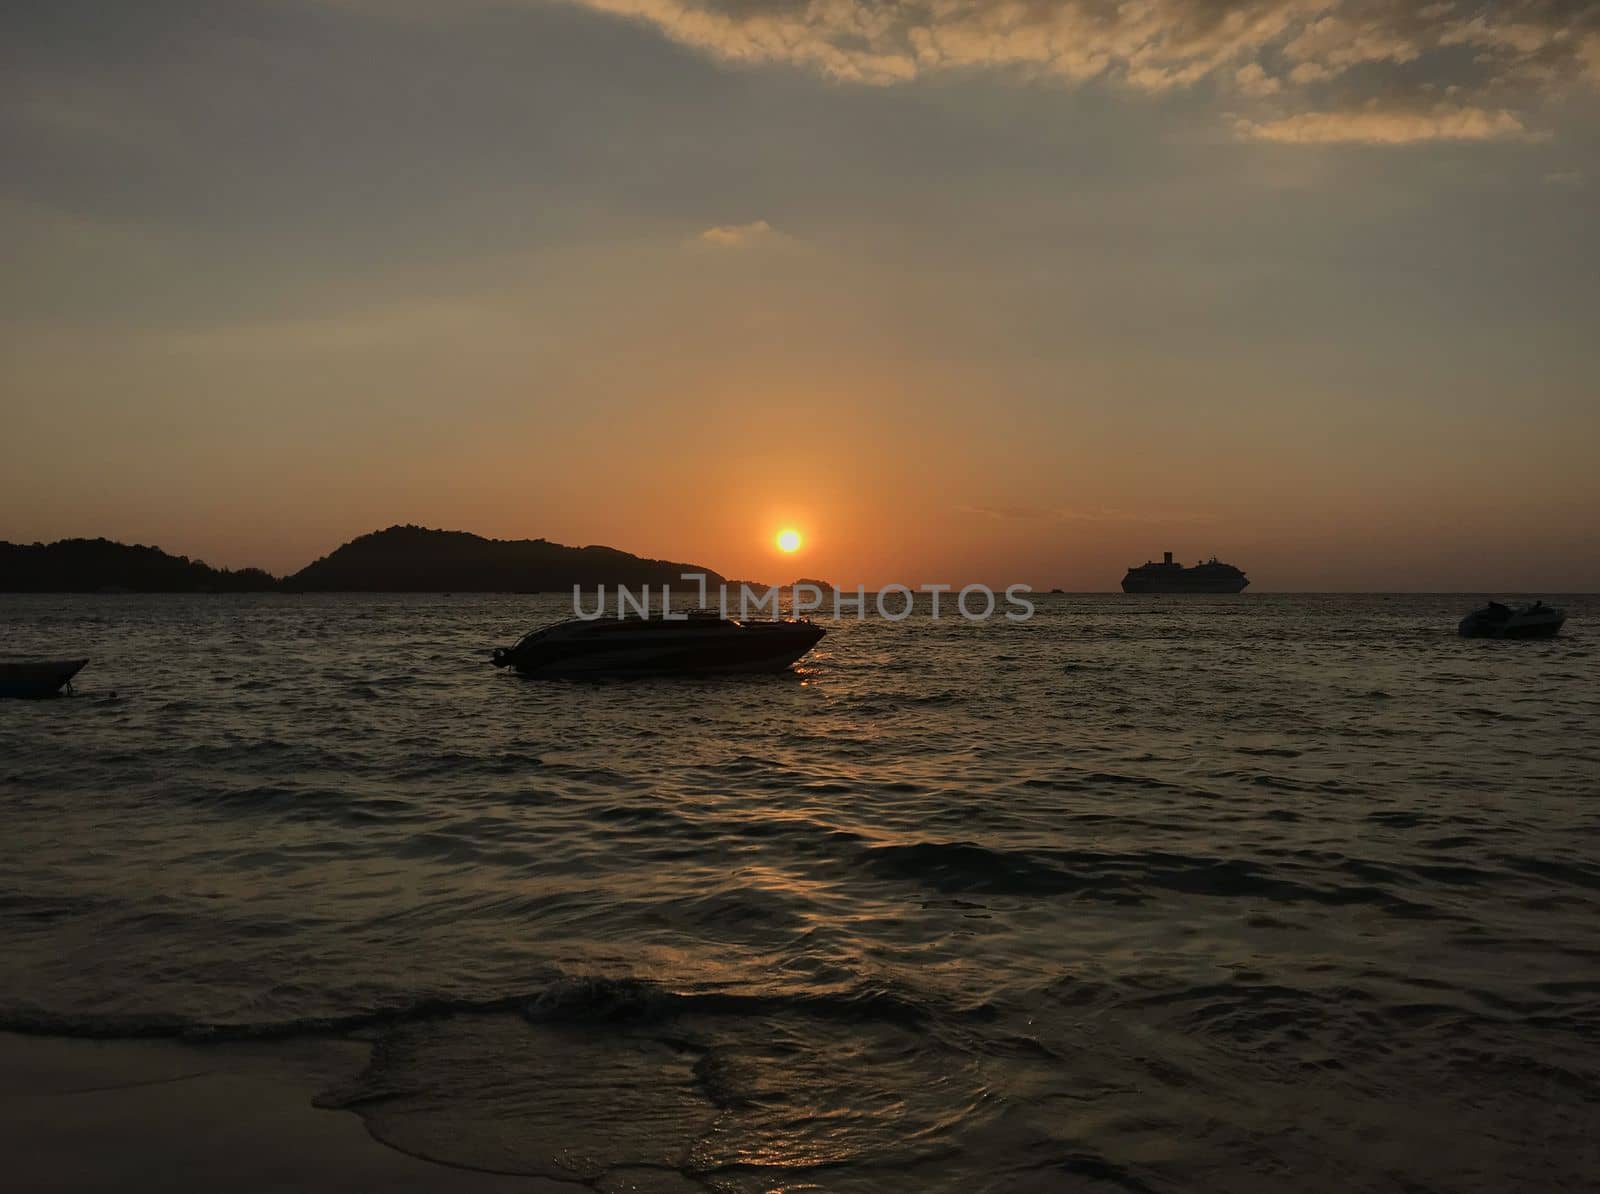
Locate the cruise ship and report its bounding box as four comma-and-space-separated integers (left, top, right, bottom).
1121, 551, 1249, 594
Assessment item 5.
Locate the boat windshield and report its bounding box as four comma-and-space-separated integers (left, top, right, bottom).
513, 624, 560, 649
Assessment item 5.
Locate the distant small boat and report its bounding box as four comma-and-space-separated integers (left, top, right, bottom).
0, 658, 89, 698
1458, 601, 1566, 639
492, 613, 824, 678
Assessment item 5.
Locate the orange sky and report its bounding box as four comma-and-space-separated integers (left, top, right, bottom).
2, 2, 1597, 590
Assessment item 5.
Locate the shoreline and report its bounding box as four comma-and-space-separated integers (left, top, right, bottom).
0, 1031, 579, 1192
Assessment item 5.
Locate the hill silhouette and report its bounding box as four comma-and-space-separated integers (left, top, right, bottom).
284, 525, 726, 592
0, 538, 277, 593
0, 526, 728, 593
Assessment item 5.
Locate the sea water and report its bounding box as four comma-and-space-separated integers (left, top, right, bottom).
2, 593, 1596, 1191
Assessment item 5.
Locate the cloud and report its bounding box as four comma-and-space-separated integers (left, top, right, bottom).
956, 504, 1215, 525
1235, 63, 1282, 97
1235, 104, 1535, 144
956, 504, 1059, 522
566, 0, 1322, 87
695, 219, 777, 247
558, 1, 1600, 140
1581, 31, 1600, 82
1288, 61, 1333, 85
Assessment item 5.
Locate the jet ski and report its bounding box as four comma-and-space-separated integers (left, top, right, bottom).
1458, 600, 1566, 639
491, 612, 825, 677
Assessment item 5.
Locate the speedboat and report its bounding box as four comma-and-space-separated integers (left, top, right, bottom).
1458, 601, 1566, 639
491, 613, 825, 678
0, 657, 89, 698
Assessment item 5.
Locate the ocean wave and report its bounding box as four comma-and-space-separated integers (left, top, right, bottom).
854, 839, 1445, 914
0, 973, 939, 1043
5, 591, 1599, 1192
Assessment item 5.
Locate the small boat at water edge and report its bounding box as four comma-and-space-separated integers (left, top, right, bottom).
492, 613, 825, 678
1458, 601, 1566, 639
0, 658, 89, 698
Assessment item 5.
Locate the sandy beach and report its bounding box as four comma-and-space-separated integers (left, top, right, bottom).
1, 1032, 578, 1193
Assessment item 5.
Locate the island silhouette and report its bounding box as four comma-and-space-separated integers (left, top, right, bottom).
0, 525, 729, 594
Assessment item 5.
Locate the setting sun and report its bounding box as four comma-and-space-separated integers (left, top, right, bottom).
776, 529, 802, 553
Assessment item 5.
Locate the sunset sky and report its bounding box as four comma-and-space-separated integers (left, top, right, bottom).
3, 1, 1597, 590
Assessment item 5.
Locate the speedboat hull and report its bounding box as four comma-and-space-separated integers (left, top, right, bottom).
0, 658, 88, 698
493, 617, 825, 678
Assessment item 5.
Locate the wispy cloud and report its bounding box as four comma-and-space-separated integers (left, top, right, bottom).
957, 504, 1216, 525
558, 1, 1600, 141
695, 219, 778, 248
1236, 104, 1535, 145
1582, 31, 1600, 82
1234, 63, 1283, 98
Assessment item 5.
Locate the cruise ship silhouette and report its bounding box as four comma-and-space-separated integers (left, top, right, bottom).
1121, 551, 1249, 593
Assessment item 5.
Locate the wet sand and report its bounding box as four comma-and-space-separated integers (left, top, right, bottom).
0, 1032, 578, 1192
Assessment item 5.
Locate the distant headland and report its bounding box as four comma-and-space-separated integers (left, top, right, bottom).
0, 526, 728, 594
